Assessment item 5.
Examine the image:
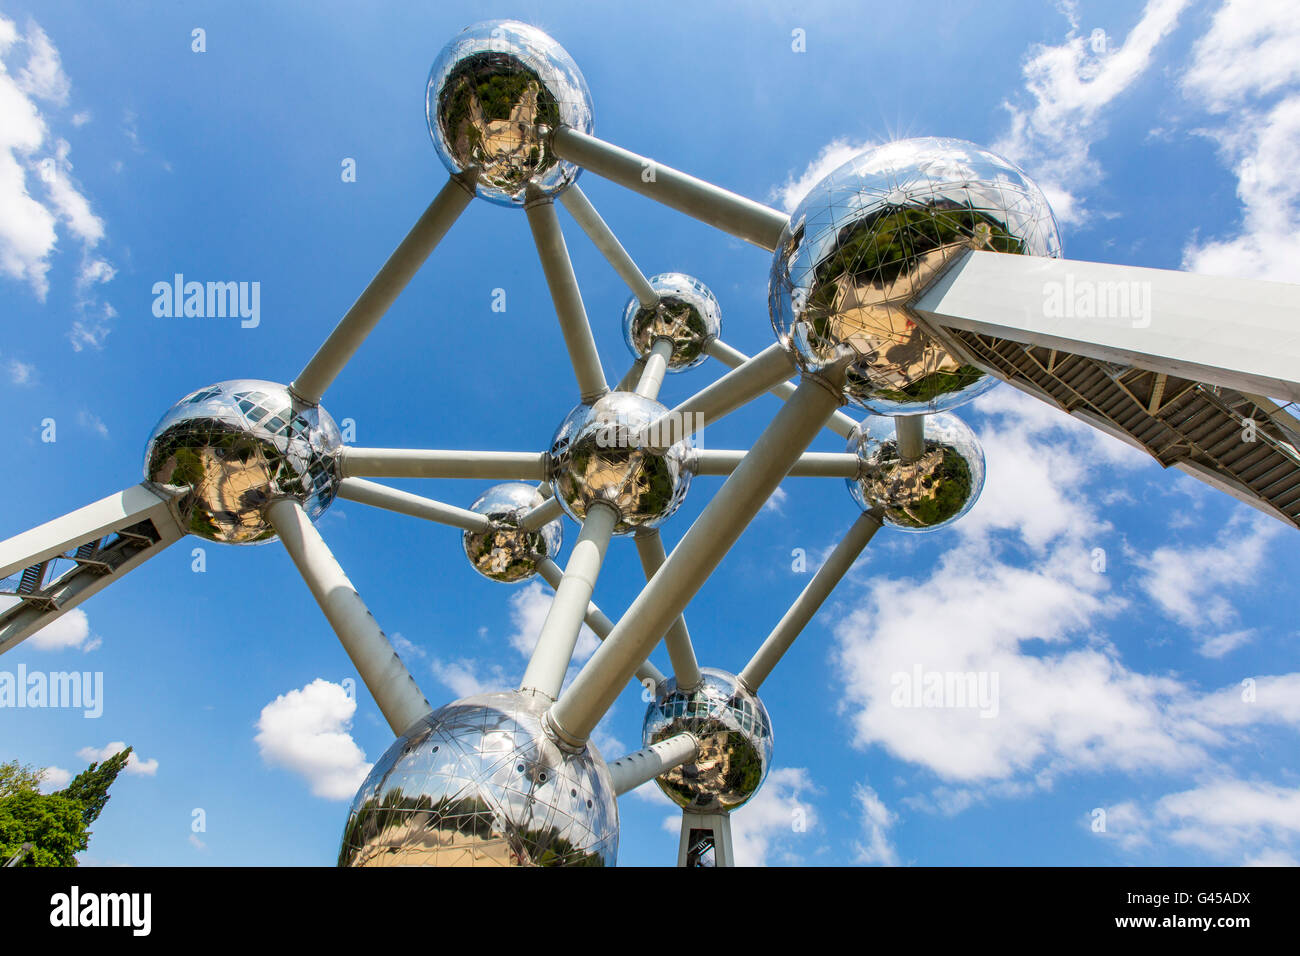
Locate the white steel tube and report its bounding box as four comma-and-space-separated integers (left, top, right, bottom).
635, 339, 674, 401
548, 374, 844, 746
520, 494, 565, 532
536, 557, 665, 687
292, 175, 474, 404
552, 127, 788, 251
693, 449, 861, 478
525, 197, 609, 403
521, 502, 619, 701
895, 414, 926, 461
738, 510, 882, 693
705, 338, 860, 439
558, 184, 658, 306
341, 448, 548, 480
633, 530, 702, 689
608, 733, 699, 796
267, 498, 430, 735
640, 343, 797, 450
337, 478, 490, 532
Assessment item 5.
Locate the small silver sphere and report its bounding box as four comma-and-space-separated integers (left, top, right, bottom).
548, 392, 694, 535
642, 667, 773, 813
338, 690, 617, 867
462, 482, 563, 583
143, 380, 342, 544
846, 412, 986, 532
622, 273, 721, 372
426, 20, 594, 207
769, 137, 1061, 414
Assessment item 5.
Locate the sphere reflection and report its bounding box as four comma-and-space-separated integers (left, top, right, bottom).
622, 273, 721, 372
339, 690, 617, 867
462, 483, 562, 583
846, 412, 985, 532
426, 19, 594, 206
143, 380, 342, 544
548, 392, 694, 534
642, 667, 773, 813
769, 137, 1060, 413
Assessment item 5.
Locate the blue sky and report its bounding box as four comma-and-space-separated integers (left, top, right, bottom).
2, 0, 1299, 866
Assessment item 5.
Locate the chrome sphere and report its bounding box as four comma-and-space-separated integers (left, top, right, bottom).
769, 137, 1061, 414
338, 690, 617, 867
462, 482, 563, 583
143, 380, 342, 544
426, 20, 594, 207
642, 667, 773, 813
622, 273, 721, 372
846, 412, 986, 532
548, 392, 694, 535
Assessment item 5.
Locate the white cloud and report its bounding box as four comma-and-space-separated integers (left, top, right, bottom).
854, 782, 900, 866
770, 136, 877, 212
429, 656, 512, 698
6, 356, 35, 384
761, 485, 788, 515
507, 581, 599, 669
1196, 628, 1255, 659
992, 0, 1191, 224
27, 607, 93, 650
254, 679, 370, 800
39, 765, 71, 791
77, 409, 108, 438
1156, 779, 1300, 859
15, 21, 69, 105
77, 741, 159, 776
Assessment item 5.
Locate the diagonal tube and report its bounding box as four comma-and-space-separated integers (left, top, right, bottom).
608, 733, 699, 796
547, 373, 845, 746
559, 184, 658, 307
738, 510, 882, 693
551, 127, 789, 251
292, 175, 475, 404
634, 339, 674, 401
633, 529, 702, 689
337, 478, 490, 532
525, 196, 609, 403
520, 502, 619, 701
340, 448, 548, 481
520, 494, 565, 533
267, 498, 431, 735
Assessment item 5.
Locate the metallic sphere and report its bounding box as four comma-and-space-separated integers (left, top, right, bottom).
642, 667, 773, 813
548, 391, 694, 535
338, 690, 617, 867
769, 137, 1061, 414
622, 273, 721, 372
846, 412, 986, 532
461, 482, 563, 583
426, 20, 594, 207
143, 380, 342, 544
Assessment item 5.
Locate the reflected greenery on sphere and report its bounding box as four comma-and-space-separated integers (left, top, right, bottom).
845, 412, 986, 532
642, 667, 773, 813
548, 392, 694, 535
769, 137, 1061, 414
338, 691, 617, 867
462, 482, 563, 583
143, 380, 342, 544
622, 273, 721, 372
426, 20, 594, 206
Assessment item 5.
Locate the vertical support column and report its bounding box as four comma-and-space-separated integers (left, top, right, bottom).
678, 811, 735, 867
634, 338, 674, 400
895, 414, 926, 462
266, 498, 431, 735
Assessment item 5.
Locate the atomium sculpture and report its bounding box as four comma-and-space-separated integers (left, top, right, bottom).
4, 18, 1300, 868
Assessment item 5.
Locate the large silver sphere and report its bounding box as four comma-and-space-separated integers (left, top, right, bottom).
548, 392, 694, 535
846, 412, 986, 532
462, 482, 563, 583
426, 20, 594, 207
143, 380, 342, 544
338, 691, 617, 867
622, 273, 721, 372
642, 667, 773, 813
769, 137, 1061, 414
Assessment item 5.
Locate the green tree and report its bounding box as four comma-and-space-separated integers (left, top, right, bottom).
0, 790, 88, 867
0, 759, 46, 800
61, 746, 133, 827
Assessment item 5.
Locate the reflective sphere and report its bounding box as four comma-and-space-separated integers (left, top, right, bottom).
338, 691, 617, 867
462, 482, 563, 583
769, 137, 1061, 413
642, 667, 773, 813
622, 273, 721, 372
143, 380, 342, 544
426, 20, 594, 207
846, 412, 986, 532
548, 392, 694, 535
